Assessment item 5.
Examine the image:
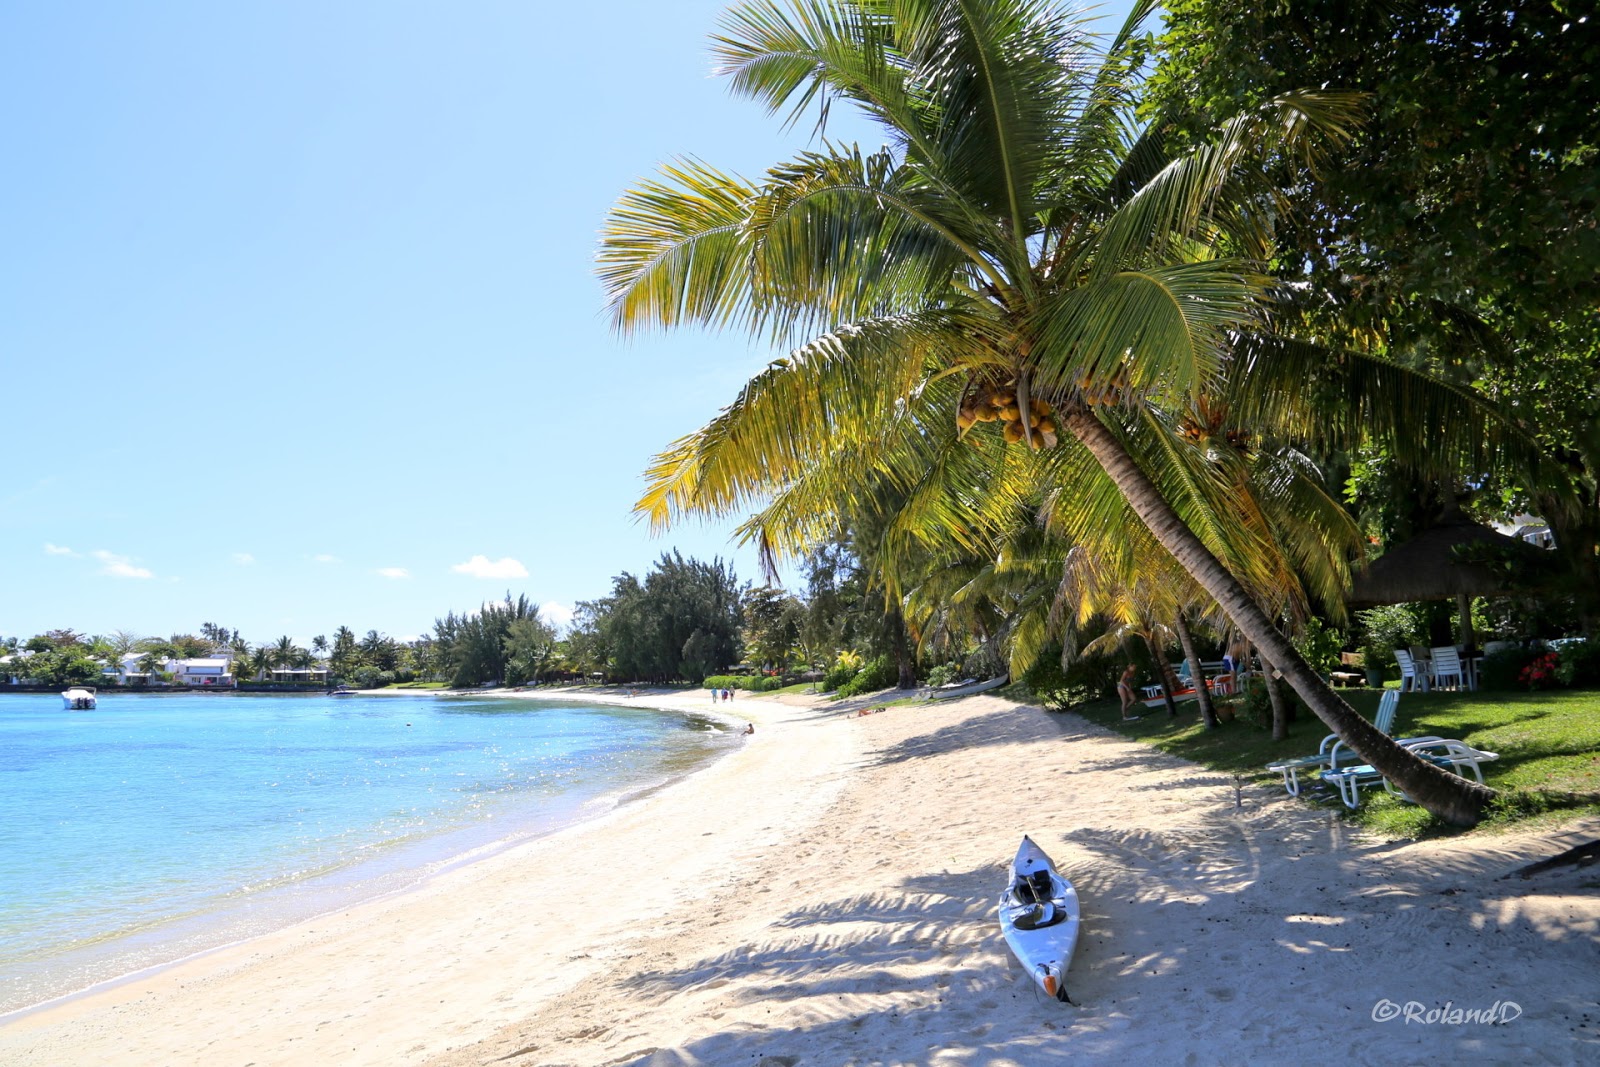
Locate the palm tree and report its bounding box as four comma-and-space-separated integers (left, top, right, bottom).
598, 0, 1543, 824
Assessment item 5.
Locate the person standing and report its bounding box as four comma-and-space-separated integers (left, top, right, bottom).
1117, 664, 1140, 720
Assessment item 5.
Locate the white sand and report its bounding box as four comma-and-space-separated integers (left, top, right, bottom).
3, 688, 1596, 1064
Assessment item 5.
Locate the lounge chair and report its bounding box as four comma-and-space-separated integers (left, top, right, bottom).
1265, 690, 1400, 796
1319, 737, 1499, 809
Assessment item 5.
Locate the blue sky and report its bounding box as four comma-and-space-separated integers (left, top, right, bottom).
1, 1, 1135, 646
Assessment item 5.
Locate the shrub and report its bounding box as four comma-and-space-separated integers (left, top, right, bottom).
1519, 652, 1561, 690
704, 674, 786, 692
1555, 639, 1600, 688
1237, 675, 1306, 730
1355, 605, 1420, 673
821, 662, 858, 691
924, 662, 961, 688
1293, 618, 1345, 676
836, 654, 897, 698
1476, 646, 1537, 691
1238, 677, 1273, 730
1022, 650, 1119, 711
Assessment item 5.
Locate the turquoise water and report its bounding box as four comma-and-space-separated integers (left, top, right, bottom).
0, 691, 734, 1014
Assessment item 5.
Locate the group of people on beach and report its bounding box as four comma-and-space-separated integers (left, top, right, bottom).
712, 687, 736, 703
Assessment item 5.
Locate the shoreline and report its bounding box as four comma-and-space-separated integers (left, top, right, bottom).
0, 687, 746, 1021
4, 689, 1596, 1063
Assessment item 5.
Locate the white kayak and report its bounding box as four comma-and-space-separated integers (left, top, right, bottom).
998, 835, 1080, 1002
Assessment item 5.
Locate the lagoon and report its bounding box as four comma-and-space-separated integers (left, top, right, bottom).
0, 690, 733, 1014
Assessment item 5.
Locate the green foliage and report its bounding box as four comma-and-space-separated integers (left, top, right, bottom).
432, 594, 544, 688
1555, 639, 1600, 688
742, 587, 804, 672
1476, 646, 1538, 692
1237, 676, 1273, 731
1020, 647, 1120, 712
18, 649, 102, 686
924, 662, 961, 689
503, 615, 559, 686
835, 654, 896, 698
1292, 618, 1344, 676
820, 661, 858, 692
704, 674, 785, 692
1354, 605, 1417, 672
579, 552, 743, 684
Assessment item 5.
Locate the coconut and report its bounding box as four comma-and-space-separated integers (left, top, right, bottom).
957, 411, 977, 432
1002, 420, 1026, 444
1037, 417, 1056, 436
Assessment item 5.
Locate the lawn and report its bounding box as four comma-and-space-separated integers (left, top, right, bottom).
1062, 686, 1600, 836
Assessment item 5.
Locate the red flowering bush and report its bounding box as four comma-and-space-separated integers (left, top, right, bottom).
1519, 652, 1560, 690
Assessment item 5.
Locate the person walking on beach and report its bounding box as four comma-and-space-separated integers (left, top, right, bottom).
1117, 664, 1140, 720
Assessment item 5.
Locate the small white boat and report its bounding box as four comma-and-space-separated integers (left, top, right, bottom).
999, 835, 1080, 1002
329, 685, 357, 697
62, 686, 98, 710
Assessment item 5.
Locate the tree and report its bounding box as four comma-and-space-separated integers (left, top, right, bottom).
433, 594, 543, 687
503, 615, 559, 685
330, 626, 358, 678
742, 586, 804, 672
1150, 0, 1600, 632
599, 0, 1524, 824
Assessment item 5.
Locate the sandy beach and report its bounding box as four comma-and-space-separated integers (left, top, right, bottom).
4, 687, 1597, 1065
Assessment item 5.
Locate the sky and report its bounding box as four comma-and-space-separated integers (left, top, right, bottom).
0, 1, 1136, 646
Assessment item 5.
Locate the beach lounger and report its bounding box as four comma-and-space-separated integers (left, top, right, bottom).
1265, 690, 1400, 796
1318, 736, 1499, 809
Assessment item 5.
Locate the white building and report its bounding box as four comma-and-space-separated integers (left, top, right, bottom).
1491, 513, 1555, 549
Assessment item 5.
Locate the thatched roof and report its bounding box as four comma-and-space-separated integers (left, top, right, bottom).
1346, 512, 1558, 607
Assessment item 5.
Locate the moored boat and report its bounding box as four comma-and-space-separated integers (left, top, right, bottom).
329, 684, 357, 697
62, 686, 97, 710
998, 834, 1080, 1002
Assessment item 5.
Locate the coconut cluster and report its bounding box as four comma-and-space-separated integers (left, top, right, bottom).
1179, 421, 1253, 453
1074, 368, 1129, 407
957, 385, 1059, 450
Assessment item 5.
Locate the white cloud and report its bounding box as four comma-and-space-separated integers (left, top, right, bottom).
313, 553, 341, 564
232, 552, 256, 565
44, 543, 78, 556
376, 567, 411, 579
451, 554, 529, 579
92, 550, 153, 579
540, 601, 575, 629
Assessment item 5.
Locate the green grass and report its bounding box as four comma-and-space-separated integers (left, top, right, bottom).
755, 681, 828, 696
1058, 686, 1600, 837
388, 680, 450, 689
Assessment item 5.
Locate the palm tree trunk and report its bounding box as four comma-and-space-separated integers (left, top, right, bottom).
1173, 610, 1218, 729
888, 607, 917, 689
1143, 633, 1179, 716
1062, 405, 1495, 826
1259, 653, 1292, 741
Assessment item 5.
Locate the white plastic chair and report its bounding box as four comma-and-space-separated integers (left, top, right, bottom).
1430, 646, 1466, 690
1394, 649, 1429, 692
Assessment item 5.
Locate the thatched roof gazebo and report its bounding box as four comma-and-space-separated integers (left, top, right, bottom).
1347, 509, 1560, 648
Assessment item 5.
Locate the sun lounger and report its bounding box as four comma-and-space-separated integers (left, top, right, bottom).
1318, 736, 1499, 809
1265, 690, 1400, 796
